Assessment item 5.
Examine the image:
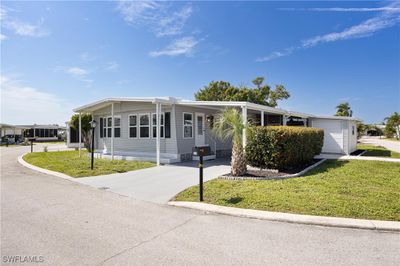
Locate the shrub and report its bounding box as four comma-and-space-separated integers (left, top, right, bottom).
246, 126, 324, 171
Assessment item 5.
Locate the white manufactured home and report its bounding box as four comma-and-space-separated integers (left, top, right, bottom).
72, 97, 360, 165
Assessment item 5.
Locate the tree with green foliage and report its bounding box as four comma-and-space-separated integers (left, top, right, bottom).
356, 122, 366, 139
384, 112, 400, 139
195, 77, 290, 107
213, 108, 247, 176
335, 102, 353, 117
70, 113, 93, 152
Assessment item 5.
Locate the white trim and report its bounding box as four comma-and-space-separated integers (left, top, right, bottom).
138, 113, 151, 139
183, 112, 194, 139
128, 114, 138, 139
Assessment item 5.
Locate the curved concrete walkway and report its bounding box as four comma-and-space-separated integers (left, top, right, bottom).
3, 145, 400, 265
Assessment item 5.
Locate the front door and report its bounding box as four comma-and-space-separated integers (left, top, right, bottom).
195, 112, 205, 146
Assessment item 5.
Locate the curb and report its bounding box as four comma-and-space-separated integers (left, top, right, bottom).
168, 201, 400, 232
18, 154, 73, 180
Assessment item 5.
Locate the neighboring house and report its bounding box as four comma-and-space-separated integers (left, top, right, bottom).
0, 123, 27, 143
72, 97, 360, 165
20, 124, 65, 142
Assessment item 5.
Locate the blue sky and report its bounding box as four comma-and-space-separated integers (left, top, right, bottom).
1, 1, 399, 125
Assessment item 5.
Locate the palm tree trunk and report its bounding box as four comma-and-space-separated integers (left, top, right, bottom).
231, 141, 247, 176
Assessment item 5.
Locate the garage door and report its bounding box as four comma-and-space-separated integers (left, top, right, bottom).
312, 119, 344, 154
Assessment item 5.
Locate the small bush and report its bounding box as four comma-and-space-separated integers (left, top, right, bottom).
246, 126, 324, 171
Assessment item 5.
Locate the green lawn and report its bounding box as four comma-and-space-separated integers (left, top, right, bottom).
175, 160, 400, 221
357, 144, 400, 158
23, 150, 155, 177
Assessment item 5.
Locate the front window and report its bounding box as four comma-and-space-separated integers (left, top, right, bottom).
183, 113, 193, 138
129, 115, 137, 138
107, 117, 112, 137
152, 113, 164, 138
114, 117, 121, 138
139, 114, 150, 138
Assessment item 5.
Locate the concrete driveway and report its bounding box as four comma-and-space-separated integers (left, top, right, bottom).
359, 136, 400, 153
74, 159, 231, 203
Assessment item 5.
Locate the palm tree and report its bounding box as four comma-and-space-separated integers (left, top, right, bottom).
213, 108, 247, 176
335, 102, 353, 117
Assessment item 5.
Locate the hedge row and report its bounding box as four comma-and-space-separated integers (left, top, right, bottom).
246, 126, 324, 171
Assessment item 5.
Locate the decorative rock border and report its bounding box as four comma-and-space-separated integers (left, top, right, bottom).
219, 159, 327, 181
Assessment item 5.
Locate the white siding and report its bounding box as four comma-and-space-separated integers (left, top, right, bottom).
348, 121, 358, 154
93, 102, 178, 155
175, 105, 232, 156
311, 118, 344, 154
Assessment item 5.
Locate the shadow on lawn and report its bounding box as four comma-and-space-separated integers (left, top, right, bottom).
363, 146, 392, 157
303, 159, 349, 176
224, 197, 244, 204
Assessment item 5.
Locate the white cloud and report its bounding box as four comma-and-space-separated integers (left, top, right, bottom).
256, 47, 294, 62
116, 1, 193, 37
149, 36, 199, 57
0, 7, 49, 37
302, 12, 400, 47
155, 5, 193, 37
104, 61, 119, 71
66, 67, 88, 77
0, 33, 7, 40
0, 75, 71, 125
257, 2, 400, 62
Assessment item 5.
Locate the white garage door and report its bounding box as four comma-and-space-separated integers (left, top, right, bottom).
312, 119, 344, 154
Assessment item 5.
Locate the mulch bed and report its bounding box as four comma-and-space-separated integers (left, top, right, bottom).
221, 159, 323, 180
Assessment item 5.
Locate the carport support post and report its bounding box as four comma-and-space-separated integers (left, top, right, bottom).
111, 102, 114, 160
261, 111, 264, 126
199, 155, 204, 202
78, 112, 82, 157
241, 106, 247, 148
156, 102, 161, 166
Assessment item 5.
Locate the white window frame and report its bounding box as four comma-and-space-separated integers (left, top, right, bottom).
139, 113, 151, 139
113, 115, 121, 138
151, 112, 165, 139
128, 114, 138, 139
183, 112, 193, 139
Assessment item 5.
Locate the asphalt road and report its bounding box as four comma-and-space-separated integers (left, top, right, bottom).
1, 145, 399, 265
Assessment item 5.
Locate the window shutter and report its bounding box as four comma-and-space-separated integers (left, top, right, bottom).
165, 112, 171, 138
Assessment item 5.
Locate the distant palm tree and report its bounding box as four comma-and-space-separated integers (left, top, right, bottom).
213, 108, 247, 176
335, 102, 353, 117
